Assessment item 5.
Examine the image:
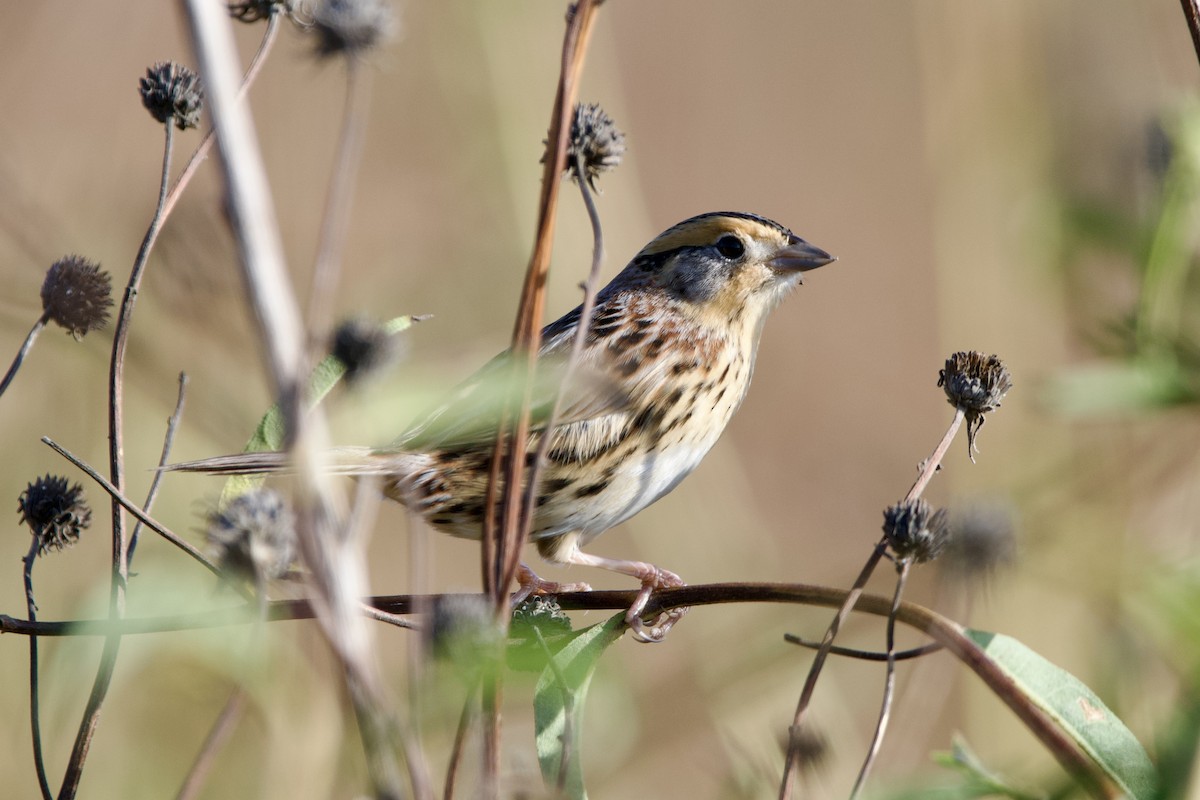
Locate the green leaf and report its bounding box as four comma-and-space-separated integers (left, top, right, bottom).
221, 315, 418, 502
533, 612, 625, 799
966, 629, 1157, 799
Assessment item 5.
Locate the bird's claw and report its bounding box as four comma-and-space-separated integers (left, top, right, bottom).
625, 567, 687, 643
513, 562, 591, 606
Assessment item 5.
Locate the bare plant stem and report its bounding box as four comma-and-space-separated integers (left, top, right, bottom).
42, 436, 226, 582
306, 57, 371, 341
174, 689, 247, 800
0, 582, 1121, 797
0, 314, 48, 401
160, 10, 282, 224
129, 372, 188, 563
783, 635, 940, 662
850, 560, 910, 798
478, 5, 602, 792
779, 407, 966, 800
443, 683, 478, 800
58, 118, 176, 800
23, 538, 52, 800
516, 152, 606, 557
1180, 0, 1200, 67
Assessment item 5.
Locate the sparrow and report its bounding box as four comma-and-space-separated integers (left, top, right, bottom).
172, 211, 835, 640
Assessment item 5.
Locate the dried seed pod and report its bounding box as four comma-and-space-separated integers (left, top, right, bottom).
138, 62, 204, 130
882, 497, 949, 564
18, 475, 92, 556
41, 256, 113, 339
938, 351, 1013, 459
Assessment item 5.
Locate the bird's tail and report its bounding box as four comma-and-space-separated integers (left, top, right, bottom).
164, 446, 380, 476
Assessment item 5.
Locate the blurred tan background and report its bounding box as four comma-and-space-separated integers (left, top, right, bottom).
1, 2, 1198, 797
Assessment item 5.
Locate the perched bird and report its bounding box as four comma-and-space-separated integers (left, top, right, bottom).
173, 211, 834, 640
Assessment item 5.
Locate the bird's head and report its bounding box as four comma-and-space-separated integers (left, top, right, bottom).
621, 212, 835, 333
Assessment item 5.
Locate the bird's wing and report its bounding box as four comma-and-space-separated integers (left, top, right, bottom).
392, 305, 632, 453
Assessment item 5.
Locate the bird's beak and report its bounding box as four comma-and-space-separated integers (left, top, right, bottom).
768, 236, 836, 280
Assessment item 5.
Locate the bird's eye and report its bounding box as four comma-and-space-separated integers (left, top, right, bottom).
715, 235, 745, 260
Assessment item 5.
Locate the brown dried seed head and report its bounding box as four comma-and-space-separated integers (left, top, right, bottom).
882, 498, 949, 564
139, 62, 204, 130
311, 0, 395, 58
331, 316, 400, 385
41, 255, 113, 339
206, 489, 296, 582
544, 103, 626, 189
938, 351, 1013, 459
938, 351, 1012, 414
18, 475, 92, 556
942, 502, 1017, 585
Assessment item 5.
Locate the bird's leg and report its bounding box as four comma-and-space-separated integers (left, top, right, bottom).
512, 562, 592, 606
559, 548, 687, 643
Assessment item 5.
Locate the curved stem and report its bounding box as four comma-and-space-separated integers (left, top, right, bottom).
24, 538, 52, 800
0, 315, 48, 401
0, 582, 1123, 798
780, 406, 966, 799
42, 436, 227, 582
515, 152, 606, 572
783, 634, 941, 662
58, 119, 176, 800
160, 10, 282, 223
306, 57, 371, 342
129, 372, 188, 564
851, 560, 910, 798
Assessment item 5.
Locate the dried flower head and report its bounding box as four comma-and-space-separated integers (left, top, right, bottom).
780, 724, 829, 776
511, 595, 573, 638
938, 351, 1013, 460
311, 0, 395, 58
882, 498, 949, 564
331, 316, 399, 385
942, 502, 1017, 586
139, 62, 204, 130
544, 103, 626, 190
206, 488, 296, 583
41, 255, 113, 339
18, 475, 92, 556
427, 594, 503, 680
507, 595, 574, 672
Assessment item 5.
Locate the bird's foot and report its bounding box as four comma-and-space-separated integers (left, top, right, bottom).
513, 562, 592, 606
626, 567, 687, 644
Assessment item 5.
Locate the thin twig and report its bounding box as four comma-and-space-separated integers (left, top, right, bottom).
850, 560, 910, 798
0, 315, 48, 401
1180, 0, 1200, 68
306, 57, 371, 341
160, 10, 283, 224
517, 152, 607, 549
23, 538, 52, 800
42, 436, 226, 581
443, 682, 479, 800
782, 634, 941, 662
174, 689, 247, 800
478, 5, 602, 793
904, 408, 965, 502
183, 6, 417, 798
779, 407, 966, 800
58, 118, 177, 800
0, 582, 1123, 797
130, 372, 188, 563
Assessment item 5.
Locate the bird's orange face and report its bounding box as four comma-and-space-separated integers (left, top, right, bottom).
628, 212, 834, 334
